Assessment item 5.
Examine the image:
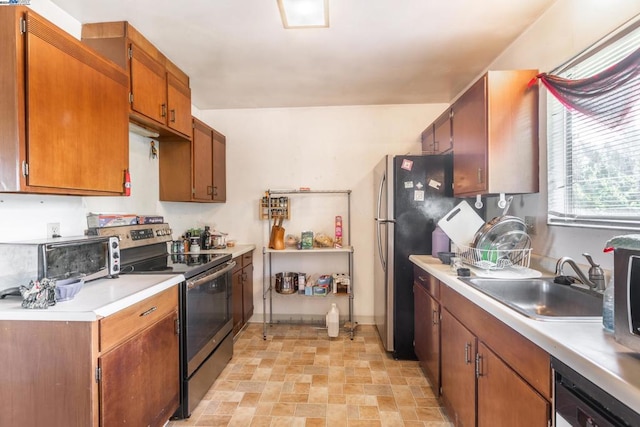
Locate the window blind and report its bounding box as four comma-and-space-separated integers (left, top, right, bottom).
547, 22, 640, 230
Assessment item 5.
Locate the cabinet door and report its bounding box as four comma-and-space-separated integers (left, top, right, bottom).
414, 283, 440, 395
212, 129, 227, 202
192, 118, 214, 201
232, 267, 244, 335
25, 12, 128, 194
242, 262, 254, 325
130, 42, 167, 125
434, 109, 452, 154
452, 75, 487, 196
421, 124, 435, 153
441, 309, 476, 427
167, 72, 192, 137
99, 311, 179, 427
477, 342, 550, 427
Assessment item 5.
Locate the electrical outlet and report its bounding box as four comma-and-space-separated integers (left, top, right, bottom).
47, 222, 60, 238
524, 216, 536, 236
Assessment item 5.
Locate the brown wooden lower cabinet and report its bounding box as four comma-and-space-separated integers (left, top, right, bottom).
477, 342, 550, 427
414, 266, 552, 426
413, 268, 441, 395
233, 250, 254, 335
0, 286, 180, 427
100, 311, 179, 427
441, 308, 477, 427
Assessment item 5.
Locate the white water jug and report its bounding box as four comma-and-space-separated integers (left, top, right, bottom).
326, 303, 340, 338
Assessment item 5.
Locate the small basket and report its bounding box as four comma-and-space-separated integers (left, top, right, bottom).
456, 246, 532, 270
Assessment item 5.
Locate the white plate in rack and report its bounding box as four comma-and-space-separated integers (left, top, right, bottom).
469, 265, 543, 279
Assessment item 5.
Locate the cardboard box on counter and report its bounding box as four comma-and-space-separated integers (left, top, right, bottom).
87, 213, 137, 228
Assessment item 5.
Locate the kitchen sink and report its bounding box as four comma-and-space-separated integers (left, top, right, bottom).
459, 277, 603, 321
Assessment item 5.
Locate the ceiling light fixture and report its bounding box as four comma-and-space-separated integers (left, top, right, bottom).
277, 0, 329, 29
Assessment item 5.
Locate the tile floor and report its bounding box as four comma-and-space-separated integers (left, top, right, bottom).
167, 323, 452, 427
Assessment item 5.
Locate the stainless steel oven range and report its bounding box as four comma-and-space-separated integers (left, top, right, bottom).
92, 224, 235, 420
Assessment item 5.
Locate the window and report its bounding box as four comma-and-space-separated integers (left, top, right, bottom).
547, 22, 640, 230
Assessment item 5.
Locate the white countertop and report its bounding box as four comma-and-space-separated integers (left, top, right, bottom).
410, 254, 640, 413
0, 274, 184, 322
0, 244, 256, 322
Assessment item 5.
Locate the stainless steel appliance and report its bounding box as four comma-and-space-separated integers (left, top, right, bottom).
374, 154, 456, 359
553, 357, 640, 426
94, 223, 235, 420
0, 235, 120, 288
613, 247, 640, 352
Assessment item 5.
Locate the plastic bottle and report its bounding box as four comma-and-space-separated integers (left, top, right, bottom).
432, 226, 450, 257
603, 277, 615, 333
326, 303, 340, 338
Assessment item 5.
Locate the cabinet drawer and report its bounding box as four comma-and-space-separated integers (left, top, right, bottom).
232, 256, 243, 274
413, 266, 440, 300
99, 286, 178, 352
242, 251, 253, 267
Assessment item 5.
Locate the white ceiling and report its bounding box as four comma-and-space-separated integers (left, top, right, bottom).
50, 0, 556, 110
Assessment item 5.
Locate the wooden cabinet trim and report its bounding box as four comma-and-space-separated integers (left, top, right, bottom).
441, 284, 551, 399
99, 286, 178, 353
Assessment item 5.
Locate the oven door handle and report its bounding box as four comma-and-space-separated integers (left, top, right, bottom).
187, 260, 236, 289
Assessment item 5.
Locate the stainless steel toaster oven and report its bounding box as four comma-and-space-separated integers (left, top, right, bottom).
0, 235, 120, 287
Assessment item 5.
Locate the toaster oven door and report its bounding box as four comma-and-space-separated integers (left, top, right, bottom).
41, 238, 111, 281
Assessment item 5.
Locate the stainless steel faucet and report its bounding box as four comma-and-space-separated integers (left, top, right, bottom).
555, 253, 606, 292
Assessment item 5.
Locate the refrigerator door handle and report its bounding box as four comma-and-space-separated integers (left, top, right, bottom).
376, 172, 388, 272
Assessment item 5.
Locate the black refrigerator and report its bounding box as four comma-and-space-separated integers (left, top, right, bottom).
374, 154, 456, 360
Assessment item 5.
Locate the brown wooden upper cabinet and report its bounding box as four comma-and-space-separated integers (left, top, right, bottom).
81, 21, 192, 140
421, 109, 452, 154
451, 70, 539, 197
0, 7, 129, 196
193, 119, 227, 202
159, 118, 226, 203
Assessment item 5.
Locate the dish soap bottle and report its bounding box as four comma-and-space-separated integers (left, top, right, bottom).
603, 277, 614, 333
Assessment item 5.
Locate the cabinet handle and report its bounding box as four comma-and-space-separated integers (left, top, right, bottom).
207, 186, 213, 195
434, 140, 439, 152
477, 167, 483, 184
170, 109, 176, 123
475, 353, 483, 377
242, 272, 248, 281
161, 103, 167, 118
464, 342, 472, 364
432, 309, 438, 325
213, 186, 218, 196
140, 306, 157, 317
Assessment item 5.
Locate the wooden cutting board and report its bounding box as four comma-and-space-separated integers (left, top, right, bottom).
437, 201, 485, 248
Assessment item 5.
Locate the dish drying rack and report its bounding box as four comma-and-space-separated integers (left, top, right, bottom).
456, 246, 532, 270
